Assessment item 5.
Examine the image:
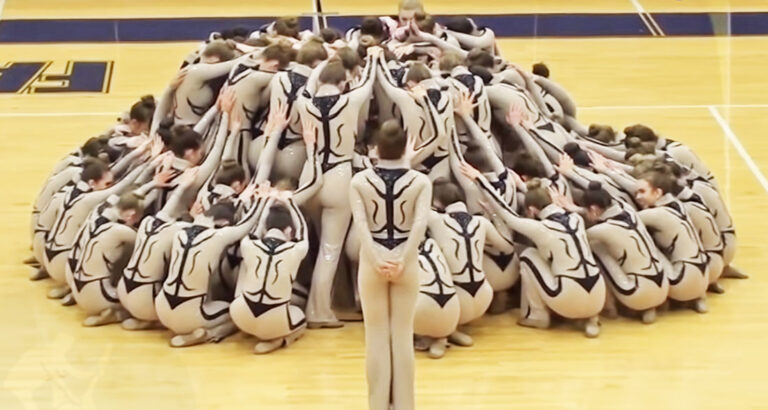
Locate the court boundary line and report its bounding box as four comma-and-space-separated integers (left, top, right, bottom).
708, 105, 768, 193
1, 103, 767, 117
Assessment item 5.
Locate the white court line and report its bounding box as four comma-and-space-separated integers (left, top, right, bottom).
629, 0, 665, 36
708, 105, 768, 194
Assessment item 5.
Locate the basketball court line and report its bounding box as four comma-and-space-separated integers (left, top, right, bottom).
629, 0, 665, 36
709, 105, 768, 194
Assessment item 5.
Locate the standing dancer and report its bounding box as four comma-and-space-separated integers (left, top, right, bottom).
349, 120, 432, 410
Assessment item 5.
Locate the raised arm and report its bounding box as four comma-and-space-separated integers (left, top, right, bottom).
193, 104, 220, 134
346, 51, 378, 107
454, 91, 505, 174
285, 196, 309, 247
217, 190, 271, 244
447, 28, 496, 51
254, 100, 290, 184
150, 70, 187, 136
534, 76, 577, 117
590, 152, 638, 194
292, 120, 324, 206
506, 104, 557, 177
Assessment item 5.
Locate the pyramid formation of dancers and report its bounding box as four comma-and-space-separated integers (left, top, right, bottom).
28, 3, 746, 358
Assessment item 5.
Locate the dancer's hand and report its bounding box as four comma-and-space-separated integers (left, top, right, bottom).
170, 69, 188, 90
408, 84, 427, 100
301, 119, 317, 147
394, 44, 414, 60
403, 136, 418, 164
548, 186, 579, 213
588, 151, 610, 172
506, 103, 532, 129
189, 200, 204, 218
153, 163, 176, 187
556, 153, 574, 175
264, 100, 290, 136
459, 162, 482, 181
366, 45, 384, 59
238, 179, 258, 202
218, 87, 237, 114
453, 90, 476, 117
229, 110, 243, 133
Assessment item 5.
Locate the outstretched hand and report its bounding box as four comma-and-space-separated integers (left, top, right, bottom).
588, 150, 611, 172
264, 100, 290, 136
453, 90, 476, 117
557, 153, 575, 175
506, 103, 532, 129
218, 87, 237, 114
301, 119, 317, 147
459, 162, 483, 181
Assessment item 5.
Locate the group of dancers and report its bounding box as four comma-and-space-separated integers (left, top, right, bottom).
26, 1, 745, 408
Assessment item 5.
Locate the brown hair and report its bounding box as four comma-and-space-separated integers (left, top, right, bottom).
532, 63, 550, 78
336, 47, 361, 70
405, 63, 431, 84
466, 49, 494, 69
170, 128, 202, 158
624, 124, 658, 143
81, 158, 110, 183
216, 160, 246, 186
375, 120, 407, 160
524, 179, 552, 210
398, 0, 424, 12
641, 170, 681, 195
415, 12, 436, 33
274, 17, 300, 39
439, 52, 463, 72
202, 40, 236, 62
581, 181, 612, 209
263, 43, 294, 70
297, 41, 328, 66
512, 151, 546, 178
433, 178, 465, 206
318, 60, 347, 85
116, 192, 144, 214
587, 124, 616, 143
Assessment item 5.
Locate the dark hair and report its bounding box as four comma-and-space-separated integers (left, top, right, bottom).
360, 17, 384, 38
641, 170, 681, 195
466, 49, 494, 68
433, 178, 465, 206
215, 160, 246, 186
129, 95, 155, 124
318, 60, 347, 85
582, 181, 612, 209
170, 128, 202, 158
469, 65, 493, 85
263, 43, 294, 70
512, 152, 545, 178
81, 137, 105, 158
587, 124, 616, 143
157, 118, 175, 146
524, 179, 552, 210
624, 124, 658, 143
532, 63, 550, 78
265, 205, 294, 231
81, 158, 110, 183
462, 144, 493, 173
563, 143, 590, 167
445, 17, 474, 34
415, 12, 435, 33
319, 28, 342, 43
439, 52, 463, 72
405, 63, 431, 84
376, 120, 407, 160
205, 201, 236, 224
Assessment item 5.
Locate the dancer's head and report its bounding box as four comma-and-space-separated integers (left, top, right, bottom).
439, 52, 463, 73
581, 181, 613, 222
532, 63, 550, 78
116, 192, 145, 227
432, 178, 465, 210
262, 42, 294, 72
205, 201, 237, 227
216, 160, 247, 193
81, 158, 114, 190
445, 17, 475, 34
587, 124, 616, 143
398, 0, 424, 25
512, 151, 546, 181
624, 124, 658, 143
466, 49, 494, 69
404, 63, 431, 88
265, 205, 295, 239
462, 144, 494, 173
297, 39, 328, 68
318, 59, 348, 88
201, 40, 236, 63
375, 120, 407, 160
524, 179, 552, 218
128, 95, 155, 135
170, 127, 204, 165
360, 17, 384, 40
635, 170, 680, 209
274, 17, 300, 39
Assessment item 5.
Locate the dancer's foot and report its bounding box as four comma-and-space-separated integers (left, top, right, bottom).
427, 338, 448, 359
584, 316, 600, 338
414, 335, 431, 351
693, 298, 708, 313
254, 328, 305, 354
29, 268, 48, 281
517, 316, 550, 330
307, 320, 344, 329
641, 308, 657, 324
708, 282, 725, 294
170, 328, 208, 348
722, 265, 748, 279
122, 318, 159, 331
207, 322, 238, 343
448, 330, 474, 347
83, 308, 128, 327
47, 285, 70, 299
60, 292, 76, 306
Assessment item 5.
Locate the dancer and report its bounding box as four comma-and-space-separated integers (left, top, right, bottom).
349, 120, 431, 410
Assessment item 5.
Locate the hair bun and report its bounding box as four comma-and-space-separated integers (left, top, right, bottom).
625, 136, 642, 148
140, 95, 155, 107
526, 178, 543, 190
588, 181, 602, 191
